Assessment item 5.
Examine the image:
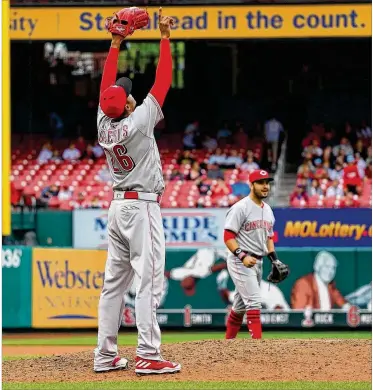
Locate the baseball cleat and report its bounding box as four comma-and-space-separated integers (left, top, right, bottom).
135, 356, 181, 375
94, 356, 129, 373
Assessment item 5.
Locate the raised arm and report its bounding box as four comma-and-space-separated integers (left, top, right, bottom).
100, 36, 123, 95
149, 8, 174, 107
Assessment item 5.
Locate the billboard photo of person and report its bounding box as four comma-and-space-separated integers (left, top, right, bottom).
291, 251, 351, 310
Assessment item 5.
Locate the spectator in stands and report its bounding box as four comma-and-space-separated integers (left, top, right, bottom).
81, 144, 96, 160
355, 139, 367, 160
366, 146, 372, 165
183, 121, 199, 150
49, 111, 64, 139
343, 155, 362, 195
223, 150, 243, 169
329, 162, 344, 181
92, 141, 104, 159
344, 122, 358, 146
264, 117, 284, 171
62, 143, 81, 161
40, 184, 59, 207
202, 135, 218, 152
303, 139, 323, 158
88, 196, 102, 209
313, 158, 328, 181
309, 179, 323, 197
231, 173, 250, 199
208, 148, 226, 167
187, 162, 203, 181
333, 137, 354, 158
241, 155, 259, 172
217, 121, 232, 141
71, 192, 86, 209
98, 166, 111, 182
323, 146, 335, 167
233, 126, 249, 150
341, 192, 360, 208
322, 130, 336, 149
211, 178, 232, 204
51, 150, 62, 162
58, 185, 72, 201
326, 180, 344, 198
178, 150, 196, 166
196, 177, 211, 196
358, 120, 372, 140
170, 168, 184, 181
37, 142, 53, 164
290, 185, 309, 205
207, 163, 224, 180
365, 162, 372, 181
355, 152, 367, 179
75, 136, 86, 155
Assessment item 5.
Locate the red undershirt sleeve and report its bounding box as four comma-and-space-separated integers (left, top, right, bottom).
100, 47, 120, 96
150, 39, 173, 108
224, 229, 237, 243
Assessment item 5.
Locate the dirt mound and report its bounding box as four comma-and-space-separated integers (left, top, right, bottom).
3, 339, 371, 383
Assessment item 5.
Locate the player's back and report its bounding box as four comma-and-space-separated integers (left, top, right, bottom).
97, 94, 164, 194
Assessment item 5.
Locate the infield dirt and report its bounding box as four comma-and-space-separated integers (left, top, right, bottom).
3, 339, 371, 383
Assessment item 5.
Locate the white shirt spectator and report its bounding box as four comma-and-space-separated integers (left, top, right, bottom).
37, 149, 53, 164
326, 185, 344, 198
329, 168, 344, 181
241, 160, 259, 172
62, 147, 81, 161
333, 143, 354, 157
92, 144, 104, 158
358, 125, 372, 139
356, 156, 367, 178
224, 156, 243, 168
264, 118, 283, 143
58, 189, 72, 201
98, 167, 111, 182
208, 154, 226, 166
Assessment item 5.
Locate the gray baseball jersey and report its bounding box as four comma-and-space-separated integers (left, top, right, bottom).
225, 197, 275, 257
94, 93, 167, 370
97, 93, 164, 194
224, 197, 275, 313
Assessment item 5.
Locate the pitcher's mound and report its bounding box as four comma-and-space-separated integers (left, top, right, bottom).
3, 339, 371, 383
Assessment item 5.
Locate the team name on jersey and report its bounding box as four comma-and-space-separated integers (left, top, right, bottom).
98, 126, 128, 145
244, 220, 272, 231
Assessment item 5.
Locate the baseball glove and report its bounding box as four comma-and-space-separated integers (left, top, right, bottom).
267, 259, 289, 284
105, 7, 150, 38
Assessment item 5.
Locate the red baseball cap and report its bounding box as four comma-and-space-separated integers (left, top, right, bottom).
100, 77, 132, 119
249, 169, 274, 183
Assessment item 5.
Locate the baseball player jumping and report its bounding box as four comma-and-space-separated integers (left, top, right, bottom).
223, 169, 289, 339
93, 7, 181, 375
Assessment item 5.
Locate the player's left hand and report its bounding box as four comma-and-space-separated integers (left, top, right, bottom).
267, 259, 289, 283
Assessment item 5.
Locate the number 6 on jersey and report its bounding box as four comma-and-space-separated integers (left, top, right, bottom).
108, 144, 135, 174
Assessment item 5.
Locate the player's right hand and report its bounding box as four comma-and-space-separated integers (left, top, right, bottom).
158, 7, 175, 39
242, 256, 257, 268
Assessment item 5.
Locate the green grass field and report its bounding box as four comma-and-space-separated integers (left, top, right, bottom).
3, 331, 371, 390
3, 330, 371, 346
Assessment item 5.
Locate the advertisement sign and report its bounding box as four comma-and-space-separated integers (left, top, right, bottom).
2, 246, 32, 328
73, 208, 372, 249
10, 5, 371, 40
73, 208, 227, 249
32, 248, 106, 328
274, 208, 372, 247
29, 247, 371, 328
122, 247, 372, 328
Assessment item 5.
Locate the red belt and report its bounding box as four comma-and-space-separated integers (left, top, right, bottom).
113, 191, 161, 204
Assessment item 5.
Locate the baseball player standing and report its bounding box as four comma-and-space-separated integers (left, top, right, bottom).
93, 8, 181, 375
223, 169, 289, 339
